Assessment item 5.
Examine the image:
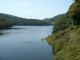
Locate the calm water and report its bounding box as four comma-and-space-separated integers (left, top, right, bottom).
0, 26, 53, 60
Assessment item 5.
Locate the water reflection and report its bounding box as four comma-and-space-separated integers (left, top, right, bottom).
10, 28, 25, 30
52, 46, 55, 55
0, 33, 3, 35
0, 32, 10, 36
20, 41, 34, 44
0, 26, 53, 60
0, 33, 7, 36
41, 39, 46, 44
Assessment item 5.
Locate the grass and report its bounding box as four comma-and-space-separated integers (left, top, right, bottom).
46, 25, 80, 60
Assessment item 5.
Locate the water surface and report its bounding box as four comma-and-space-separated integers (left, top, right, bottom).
0, 26, 53, 60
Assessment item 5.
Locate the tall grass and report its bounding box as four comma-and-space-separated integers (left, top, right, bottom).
46, 26, 80, 60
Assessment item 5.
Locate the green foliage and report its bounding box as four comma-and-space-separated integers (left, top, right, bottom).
52, 15, 72, 33
46, 26, 80, 60
0, 13, 51, 26
66, 0, 80, 25
49, 14, 65, 22
0, 16, 12, 29
76, 28, 80, 35
43, 14, 65, 24
46, 0, 80, 60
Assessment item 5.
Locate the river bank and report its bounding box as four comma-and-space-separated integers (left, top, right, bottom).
46, 25, 80, 60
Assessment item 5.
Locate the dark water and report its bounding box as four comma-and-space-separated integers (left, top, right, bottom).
0, 26, 53, 60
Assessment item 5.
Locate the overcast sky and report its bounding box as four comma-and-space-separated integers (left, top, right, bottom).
0, 0, 73, 19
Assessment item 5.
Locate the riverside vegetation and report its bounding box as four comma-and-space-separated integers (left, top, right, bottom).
46, 0, 80, 60
0, 0, 80, 60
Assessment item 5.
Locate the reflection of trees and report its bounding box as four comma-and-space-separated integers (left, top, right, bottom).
52, 46, 55, 56
0, 33, 9, 36
0, 33, 3, 36
0, 33, 6, 36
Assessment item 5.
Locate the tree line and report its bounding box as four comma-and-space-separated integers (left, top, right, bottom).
0, 16, 12, 29
0, 13, 51, 29
0, 13, 51, 26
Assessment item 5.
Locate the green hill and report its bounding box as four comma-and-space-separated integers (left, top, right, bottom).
46, 0, 80, 60
43, 14, 65, 24
0, 13, 51, 26
0, 16, 12, 29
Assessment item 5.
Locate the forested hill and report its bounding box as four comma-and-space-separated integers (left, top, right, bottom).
43, 14, 65, 23
46, 0, 80, 60
0, 13, 51, 26
0, 16, 12, 29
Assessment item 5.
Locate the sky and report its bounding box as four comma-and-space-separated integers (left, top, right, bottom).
0, 0, 73, 19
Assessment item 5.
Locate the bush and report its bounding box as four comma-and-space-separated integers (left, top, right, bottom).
53, 15, 72, 33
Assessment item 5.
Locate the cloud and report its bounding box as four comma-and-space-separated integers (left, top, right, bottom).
17, 3, 29, 7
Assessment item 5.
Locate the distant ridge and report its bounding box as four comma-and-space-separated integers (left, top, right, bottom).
0, 13, 51, 25
43, 14, 65, 23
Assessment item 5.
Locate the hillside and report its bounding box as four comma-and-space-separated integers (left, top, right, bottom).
46, 0, 80, 60
46, 25, 80, 60
0, 13, 51, 26
43, 14, 65, 23
0, 16, 12, 29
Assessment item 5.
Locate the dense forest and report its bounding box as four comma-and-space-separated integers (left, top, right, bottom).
43, 14, 65, 24
0, 16, 12, 29
46, 0, 80, 60
0, 13, 51, 26
0, 13, 64, 29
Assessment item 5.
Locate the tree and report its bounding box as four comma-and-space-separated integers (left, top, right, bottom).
0, 16, 12, 29
52, 15, 71, 33
66, 0, 80, 25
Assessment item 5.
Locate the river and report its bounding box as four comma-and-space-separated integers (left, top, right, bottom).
0, 26, 53, 60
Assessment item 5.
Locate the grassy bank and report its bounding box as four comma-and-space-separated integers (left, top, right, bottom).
46, 25, 80, 60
